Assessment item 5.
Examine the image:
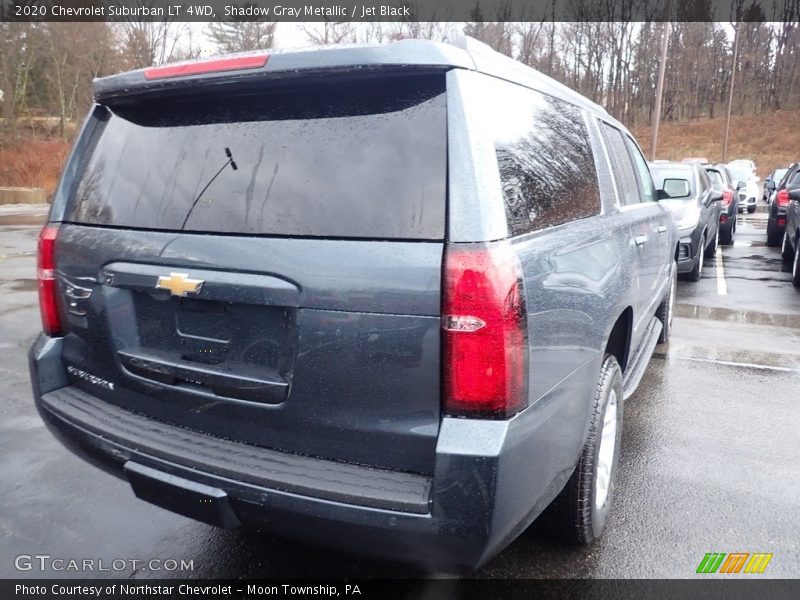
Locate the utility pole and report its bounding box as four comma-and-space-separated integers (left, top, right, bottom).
723, 22, 740, 163
650, 21, 671, 160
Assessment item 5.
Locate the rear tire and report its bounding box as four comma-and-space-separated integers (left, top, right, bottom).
546, 354, 624, 545
656, 262, 676, 344
687, 235, 705, 282
782, 233, 794, 265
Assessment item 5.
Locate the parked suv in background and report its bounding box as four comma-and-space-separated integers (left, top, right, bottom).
778, 163, 800, 285
763, 167, 789, 203
650, 161, 723, 281
728, 160, 759, 213
29, 38, 678, 570
769, 163, 800, 248
705, 163, 738, 245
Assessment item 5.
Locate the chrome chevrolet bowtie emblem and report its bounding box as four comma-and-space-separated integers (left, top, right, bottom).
155, 272, 204, 297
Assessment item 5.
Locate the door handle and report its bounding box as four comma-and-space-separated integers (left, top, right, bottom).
633, 235, 648, 246
657, 226, 668, 234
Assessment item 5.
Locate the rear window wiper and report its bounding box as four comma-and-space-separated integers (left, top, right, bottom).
181, 147, 238, 230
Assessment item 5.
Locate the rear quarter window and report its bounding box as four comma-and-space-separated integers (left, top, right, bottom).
479, 78, 600, 236
65, 73, 447, 240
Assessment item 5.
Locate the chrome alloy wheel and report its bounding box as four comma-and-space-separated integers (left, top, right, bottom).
594, 390, 618, 511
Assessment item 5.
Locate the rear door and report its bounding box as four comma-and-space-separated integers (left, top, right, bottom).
54, 70, 448, 474
599, 122, 662, 343
624, 135, 671, 302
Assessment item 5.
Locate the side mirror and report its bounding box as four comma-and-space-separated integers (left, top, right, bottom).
707, 190, 724, 205
789, 189, 800, 202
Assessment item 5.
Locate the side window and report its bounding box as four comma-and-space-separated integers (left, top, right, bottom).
489, 83, 601, 236
625, 136, 657, 203
600, 123, 640, 206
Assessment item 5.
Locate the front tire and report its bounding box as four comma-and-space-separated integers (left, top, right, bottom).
706, 227, 719, 255
747, 205, 756, 214
687, 235, 705, 282
767, 222, 783, 247
546, 354, 624, 545
720, 218, 734, 245
656, 262, 677, 344
782, 233, 794, 265
793, 242, 800, 288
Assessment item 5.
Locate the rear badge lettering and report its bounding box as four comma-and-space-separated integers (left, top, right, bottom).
67, 366, 115, 391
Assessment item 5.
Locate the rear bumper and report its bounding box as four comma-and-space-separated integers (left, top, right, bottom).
30, 334, 583, 569
738, 195, 757, 211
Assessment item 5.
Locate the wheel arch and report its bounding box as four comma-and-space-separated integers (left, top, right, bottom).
605, 308, 632, 375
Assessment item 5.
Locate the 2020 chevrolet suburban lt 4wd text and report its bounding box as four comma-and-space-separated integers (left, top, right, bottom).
29, 38, 678, 570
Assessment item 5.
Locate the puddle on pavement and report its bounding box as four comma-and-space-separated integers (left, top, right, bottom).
0, 214, 47, 226
663, 343, 800, 371
675, 303, 800, 329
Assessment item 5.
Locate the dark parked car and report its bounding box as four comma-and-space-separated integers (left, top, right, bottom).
768, 163, 800, 247
650, 161, 723, 281
705, 163, 738, 246
29, 38, 678, 570
778, 163, 800, 285
763, 167, 789, 203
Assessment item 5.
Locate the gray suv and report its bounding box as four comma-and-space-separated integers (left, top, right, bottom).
29, 38, 678, 569
650, 161, 723, 282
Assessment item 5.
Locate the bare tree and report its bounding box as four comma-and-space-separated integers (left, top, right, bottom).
208, 19, 277, 53
301, 21, 354, 46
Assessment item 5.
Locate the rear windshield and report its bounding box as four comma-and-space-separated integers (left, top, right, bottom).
728, 164, 751, 181
651, 167, 694, 198
65, 73, 447, 240
706, 169, 724, 189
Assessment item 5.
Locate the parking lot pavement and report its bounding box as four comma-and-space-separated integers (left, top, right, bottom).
1, 208, 798, 579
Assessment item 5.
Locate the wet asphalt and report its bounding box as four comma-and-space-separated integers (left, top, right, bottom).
0, 206, 798, 579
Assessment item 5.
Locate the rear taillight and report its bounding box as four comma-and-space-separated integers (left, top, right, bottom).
722, 190, 733, 207
144, 54, 269, 80
37, 224, 62, 336
442, 242, 528, 418
777, 189, 790, 208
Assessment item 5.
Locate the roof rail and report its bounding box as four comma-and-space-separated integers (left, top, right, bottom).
451, 35, 609, 117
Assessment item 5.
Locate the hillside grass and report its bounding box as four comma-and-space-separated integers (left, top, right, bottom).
633, 109, 800, 177
0, 134, 71, 197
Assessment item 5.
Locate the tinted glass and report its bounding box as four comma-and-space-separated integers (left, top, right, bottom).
489, 83, 600, 236
601, 124, 640, 206
788, 169, 800, 187
625, 136, 656, 203
65, 74, 447, 240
